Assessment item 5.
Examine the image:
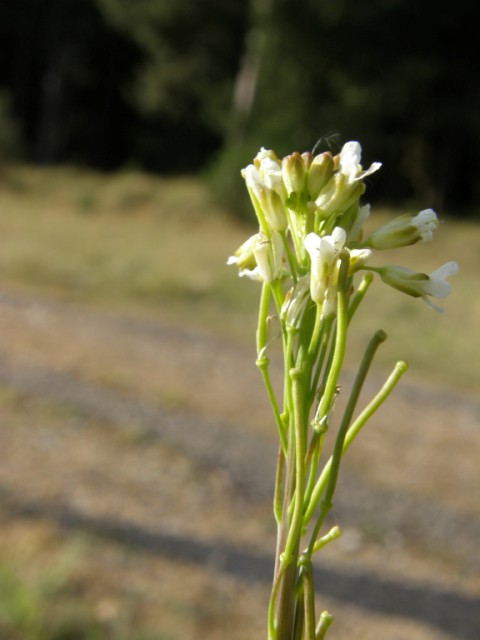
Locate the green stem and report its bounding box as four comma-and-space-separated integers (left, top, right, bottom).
258, 360, 287, 454
256, 283, 287, 454
273, 446, 284, 526
281, 230, 298, 283
286, 208, 303, 262
283, 370, 306, 563
303, 359, 408, 527
305, 329, 387, 549
312, 252, 350, 435
300, 557, 316, 640
256, 282, 270, 356
307, 303, 323, 360
307, 314, 334, 406
315, 612, 333, 639
347, 272, 373, 323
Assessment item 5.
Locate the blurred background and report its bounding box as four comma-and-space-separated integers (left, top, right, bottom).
0, 1, 479, 639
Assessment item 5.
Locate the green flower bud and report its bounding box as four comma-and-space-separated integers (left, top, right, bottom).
307, 152, 334, 199
254, 232, 285, 283
315, 173, 365, 218
259, 187, 288, 232
282, 152, 306, 195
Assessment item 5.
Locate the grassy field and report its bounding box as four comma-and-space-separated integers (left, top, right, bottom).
0, 164, 478, 391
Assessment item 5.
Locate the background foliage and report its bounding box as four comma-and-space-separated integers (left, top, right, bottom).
0, 0, 478, 214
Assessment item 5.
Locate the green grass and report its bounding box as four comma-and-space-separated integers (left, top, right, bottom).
0, 164, 478, 391
0, 537, 168, 640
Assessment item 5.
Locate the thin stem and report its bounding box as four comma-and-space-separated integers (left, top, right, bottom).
286, 208, 303, 262
348, 272, 373, 323
300, 557, 316, 640
303, 359, 408, 526
258, 361, 287, 454
310, 525, 341, 554
312, 252, 350, 435
307, 314, 334, 407
256, 282, 270, 356
307, 303, 323, 361
256, 283, 287, 454
306, 329, 387, 550
268, 562, 287, 640
273, 446, 284, 526
315, 612, 333, 640
281, 230, 299, 283
283, 370, 306, 563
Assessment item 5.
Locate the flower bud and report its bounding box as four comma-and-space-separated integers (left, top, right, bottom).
315, 173, 365, 218
254, 147, 279, 167
307, 152, 334, 199
282, 152, 306, 195
301, 151, 313, 170
258, 187, 288, 232
254, 232, 285, 283
281, 276, 311, 329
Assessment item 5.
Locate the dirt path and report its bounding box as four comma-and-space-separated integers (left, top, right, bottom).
0, 289, 479, 639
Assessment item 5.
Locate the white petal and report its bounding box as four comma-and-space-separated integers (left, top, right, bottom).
339, 141, 362, 180
427, 261, 459, 298
430, 260, 459, 280
304, 232, 321, 258
243, 164, 263, 200
359, 162, 382, 179
412, 208, 439, 241
331, 227, 347, 250
239, 267, 262, 281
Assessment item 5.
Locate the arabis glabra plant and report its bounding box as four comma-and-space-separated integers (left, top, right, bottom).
228, 141, 458, 640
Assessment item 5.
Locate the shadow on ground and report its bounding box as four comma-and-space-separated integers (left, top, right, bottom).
1, 487, 478, 640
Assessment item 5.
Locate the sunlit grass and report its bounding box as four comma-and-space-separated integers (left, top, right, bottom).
0, 164, 478, 391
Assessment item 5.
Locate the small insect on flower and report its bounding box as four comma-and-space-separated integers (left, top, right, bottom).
311, 131, 342, 156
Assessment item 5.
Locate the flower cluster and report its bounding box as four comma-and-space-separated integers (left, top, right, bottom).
228, 141, 458, 317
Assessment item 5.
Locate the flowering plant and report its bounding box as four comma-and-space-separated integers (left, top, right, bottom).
228, 141, 457, 640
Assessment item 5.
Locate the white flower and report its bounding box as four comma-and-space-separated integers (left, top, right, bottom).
242, 149, 287, 232
254, 232, 285, 283
259, 157, 284, 193
304, 228, 346, 304
242, 164, 264, 203
411, 209, 439, 242
339, 141, 382, 183
377, 261, 459, 310
235, 232, 285, 283
243, 154, 284, 200
425, 261, 459, 298
281, 276, 311, 329
365, 209, 439, 250
349, 247, 372, 272
347, 203, 371, 242
227, 234, 257, 271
